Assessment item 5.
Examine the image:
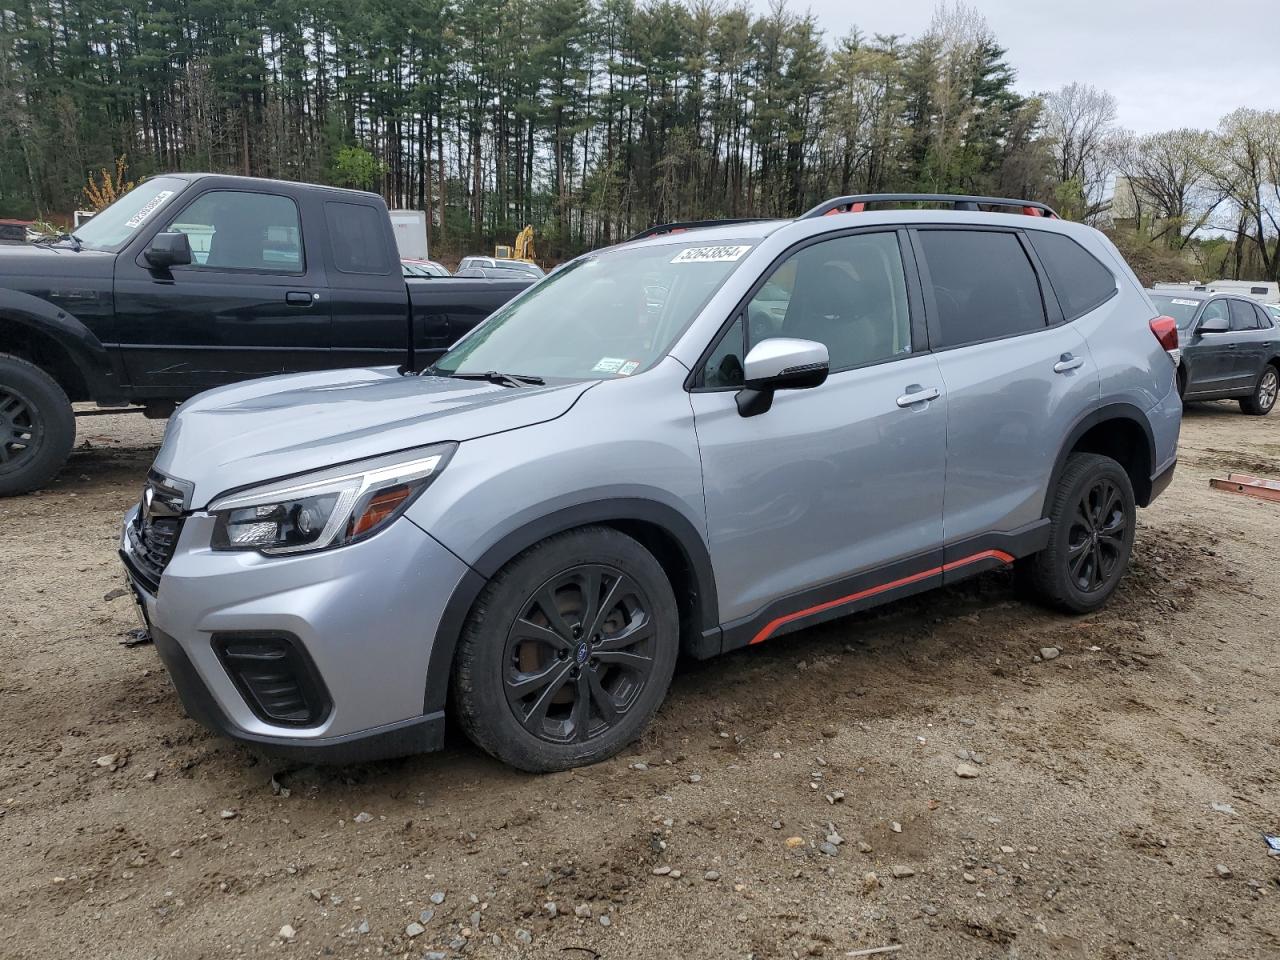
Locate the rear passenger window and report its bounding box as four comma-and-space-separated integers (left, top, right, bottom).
1256, 304, 1275, 329
325, 202, 393, 275
918, 230, 1046, 348
1230, 300, 1260, 331
1026, 230, 1116, 320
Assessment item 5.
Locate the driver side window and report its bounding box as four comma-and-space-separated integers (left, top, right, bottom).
164, 190, 304, 273
699, 232, 911, 388
1199, 300, 1229, 326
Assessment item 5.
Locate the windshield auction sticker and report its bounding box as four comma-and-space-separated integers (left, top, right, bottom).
1171, 298, 1199, 306
671, 245, 751, 264
592, 357, 626, 373
125, 190, 175, 229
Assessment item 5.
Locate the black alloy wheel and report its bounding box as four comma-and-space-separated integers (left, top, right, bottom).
1017, 452, 1136, 614
503, 564, 657, 744
453, 526, 679, 772
0, 387, 40, 470
1065, 476, 1128, 594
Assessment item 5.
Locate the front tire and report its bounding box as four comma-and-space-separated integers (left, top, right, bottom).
453, 526, 679, 772
1240, 364, 1278, 416
0, 353, 76, 497
1019, 453, 1136, 614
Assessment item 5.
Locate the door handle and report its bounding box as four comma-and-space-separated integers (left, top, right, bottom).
286, 291, 316, 306
1053, 353, 1084, 373
896, 385, 941, 408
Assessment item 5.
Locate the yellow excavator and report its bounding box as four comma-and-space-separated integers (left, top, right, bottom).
494, 225, 536, 264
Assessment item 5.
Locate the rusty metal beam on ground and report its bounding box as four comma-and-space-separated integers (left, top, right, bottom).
1208, 472, 1280, 502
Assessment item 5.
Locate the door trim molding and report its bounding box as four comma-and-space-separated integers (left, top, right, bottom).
715, 520, 1049, 655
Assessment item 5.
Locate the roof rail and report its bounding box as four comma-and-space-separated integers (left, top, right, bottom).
628, 218, 772, 241
800, 194, 1059, 220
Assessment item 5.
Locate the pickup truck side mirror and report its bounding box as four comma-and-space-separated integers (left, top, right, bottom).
1197, 315, 1229, 335
145, 232, 193, 269
736, 337, 829, 417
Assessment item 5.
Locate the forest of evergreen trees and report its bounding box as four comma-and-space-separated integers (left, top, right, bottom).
1, 0, 1277, 270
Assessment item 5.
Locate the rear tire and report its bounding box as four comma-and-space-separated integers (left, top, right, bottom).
452, 526, 679, 772
1239, 364, 1278, 416
1018, 453, 1136, 614
0, 353, 76, 497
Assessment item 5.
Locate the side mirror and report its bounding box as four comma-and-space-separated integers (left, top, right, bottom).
1198, 314, 1229, 334
736, 338, 829, 417
144, 231, 192, 269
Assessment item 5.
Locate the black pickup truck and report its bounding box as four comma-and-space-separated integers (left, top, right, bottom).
0, 174, 531, 495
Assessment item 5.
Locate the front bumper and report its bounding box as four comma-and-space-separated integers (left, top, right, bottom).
121, 506, 470, 762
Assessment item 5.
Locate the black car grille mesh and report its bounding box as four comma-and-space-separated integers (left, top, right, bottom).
125, 474, 187, 592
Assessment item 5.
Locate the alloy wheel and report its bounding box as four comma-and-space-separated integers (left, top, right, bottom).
1259, 367, 1278, 411
1065, 477, 1128, 593
0, 388, 40, 470
503, 564, 657, 744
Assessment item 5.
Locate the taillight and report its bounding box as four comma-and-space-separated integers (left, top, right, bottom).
1149, 315, 1180, 364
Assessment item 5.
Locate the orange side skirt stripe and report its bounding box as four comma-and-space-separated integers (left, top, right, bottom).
748, 549, 1014, 646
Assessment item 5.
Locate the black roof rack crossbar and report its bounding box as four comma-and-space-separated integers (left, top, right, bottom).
628, 218, 772, 241
800, 194, 1059, 220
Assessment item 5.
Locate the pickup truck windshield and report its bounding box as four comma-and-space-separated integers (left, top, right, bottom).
73, 177, 187, 252
433, 240, 754, 380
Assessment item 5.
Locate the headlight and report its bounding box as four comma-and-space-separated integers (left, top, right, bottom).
209, 444, 455, 555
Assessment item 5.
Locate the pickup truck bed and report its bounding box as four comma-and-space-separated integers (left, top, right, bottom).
0, 173, 532, 494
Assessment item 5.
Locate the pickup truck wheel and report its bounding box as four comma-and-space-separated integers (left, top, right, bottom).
1017, 453, 1136, 614
453, 526, 679, 772
1239, 364, 1278, 416
0, 354, 76, 497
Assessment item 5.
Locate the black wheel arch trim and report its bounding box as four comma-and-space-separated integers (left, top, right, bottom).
0, 289, 122, 401
1045, 402, 1160, 510
422, 495, 720, 714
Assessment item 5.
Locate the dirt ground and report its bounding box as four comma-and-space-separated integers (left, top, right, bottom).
2, 402, 1279, 960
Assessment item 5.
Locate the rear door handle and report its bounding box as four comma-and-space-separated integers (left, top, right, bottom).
286, 291, 316, 306
896, 385, 941, 408
1053, 353, 1084, 373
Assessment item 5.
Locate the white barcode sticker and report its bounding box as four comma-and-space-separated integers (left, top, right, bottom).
1171, 298, 1198, 306
671, 245, 752, 264
125, 190, 175, 229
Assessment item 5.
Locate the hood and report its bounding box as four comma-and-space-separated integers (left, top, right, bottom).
0, 242, 116, 285
153, 367, 594, 507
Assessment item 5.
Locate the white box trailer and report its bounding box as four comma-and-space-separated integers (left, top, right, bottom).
389, 209, 428, 261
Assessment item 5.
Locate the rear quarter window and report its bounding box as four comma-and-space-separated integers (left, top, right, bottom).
324, 201, 394, 275
1026, 230, 1117, 321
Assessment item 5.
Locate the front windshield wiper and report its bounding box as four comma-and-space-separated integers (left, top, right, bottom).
32, 232, 84, 251
447, 370, 546, 388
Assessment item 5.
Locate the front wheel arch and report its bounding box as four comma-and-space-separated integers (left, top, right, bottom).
422, 498, 719, 717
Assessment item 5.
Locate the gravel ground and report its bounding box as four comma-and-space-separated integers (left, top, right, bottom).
1, 402, 1279, 959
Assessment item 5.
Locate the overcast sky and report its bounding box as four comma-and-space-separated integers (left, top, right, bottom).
760, 0, 1278, 134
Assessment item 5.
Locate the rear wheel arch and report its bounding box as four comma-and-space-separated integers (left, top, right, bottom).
423, 498, 719, 716
1046, 405, 1156, 511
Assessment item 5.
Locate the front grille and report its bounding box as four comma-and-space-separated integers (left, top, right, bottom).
214, 633, 331, 726
125, 472, 189, 592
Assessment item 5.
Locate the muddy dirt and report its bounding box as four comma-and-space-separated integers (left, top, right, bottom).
1, 403, 1278, 959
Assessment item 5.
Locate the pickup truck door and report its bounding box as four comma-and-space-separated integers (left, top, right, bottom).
321, 199, 414, 369
112, 186, 332, 392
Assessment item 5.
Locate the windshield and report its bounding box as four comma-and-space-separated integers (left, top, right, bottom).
1150, 294, 1202, 328
71, 177, 187, 252
432, 240, 754, 380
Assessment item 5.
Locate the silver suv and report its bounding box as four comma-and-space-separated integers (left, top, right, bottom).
120, 194, 1182, 771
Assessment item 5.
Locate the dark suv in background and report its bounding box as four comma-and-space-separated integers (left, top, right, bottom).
1148, 290, 1280, 415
